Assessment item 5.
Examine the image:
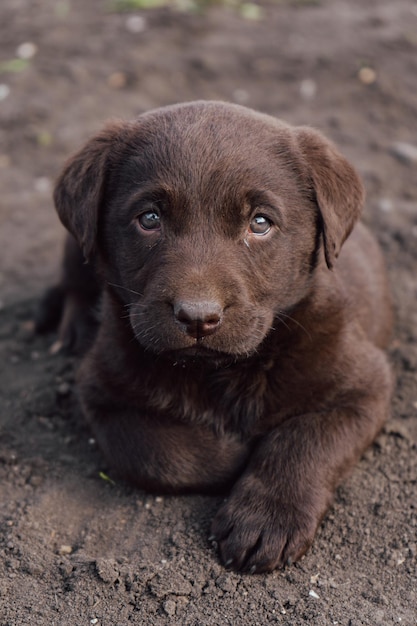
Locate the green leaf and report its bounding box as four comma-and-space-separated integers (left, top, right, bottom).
99, 471, 116, 485
0, 59, 30, 74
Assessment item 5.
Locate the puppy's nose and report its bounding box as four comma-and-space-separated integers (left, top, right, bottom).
174, 300, 222, 339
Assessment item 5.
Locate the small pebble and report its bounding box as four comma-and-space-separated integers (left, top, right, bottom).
95, 558, 119, 583
34, 177, 52, 194
125, 15, 147, 33
57, 382, 71, 396
107, 72, 127, 89
232, 88, 249, 104
390, 142, 417, 165
58, 383, 71, 396
38, 415, 54, 430
216, 574, 237, 593
377, 198, 394, 212
59, 559, 74, 578
58, 545, 73, 555
358, 66, 377, 85
300, 78, 317, 101
49, 340, 63, 355
309, 589, 320, 599
163, 599, 176, 617
16, 42, 38, 59
0, 85, 11, 101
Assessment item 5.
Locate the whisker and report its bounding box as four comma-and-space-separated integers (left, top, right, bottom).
274, 314, 291, 332
107, 282, 144, 298
277, 310, 311, 340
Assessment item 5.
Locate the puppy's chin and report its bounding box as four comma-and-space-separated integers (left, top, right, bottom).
131, 329, 266, 365
134, 338, 250, 367
131, 328, 260, 366
162, 346, 242, 368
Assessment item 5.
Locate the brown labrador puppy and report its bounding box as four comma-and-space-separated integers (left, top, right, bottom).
37, 101, 393, 573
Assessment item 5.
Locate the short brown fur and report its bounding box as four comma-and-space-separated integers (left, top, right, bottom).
37, 101, 393, 572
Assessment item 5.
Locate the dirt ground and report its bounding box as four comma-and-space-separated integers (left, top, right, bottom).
0, 0, 416, 624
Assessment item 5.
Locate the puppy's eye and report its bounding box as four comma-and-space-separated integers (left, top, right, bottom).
249, 214, 272, 235
138, 211, 161, 231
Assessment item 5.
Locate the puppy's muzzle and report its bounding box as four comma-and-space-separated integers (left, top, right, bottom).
173, 300, 223, 340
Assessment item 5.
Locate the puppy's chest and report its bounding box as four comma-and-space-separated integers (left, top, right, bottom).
141, 360, 276, 436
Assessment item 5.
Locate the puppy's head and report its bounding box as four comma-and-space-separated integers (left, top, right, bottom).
54, 101, 364, 359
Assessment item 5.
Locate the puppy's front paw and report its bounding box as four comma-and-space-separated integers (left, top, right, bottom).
210, 477, 324, 573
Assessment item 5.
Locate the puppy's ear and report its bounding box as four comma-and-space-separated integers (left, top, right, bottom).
53, 120, 125, 261
295, 127, 365, 269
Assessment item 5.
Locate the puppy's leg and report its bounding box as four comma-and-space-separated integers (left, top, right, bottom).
81, 401, 249, 494
35, 235, 100, 353
211, 348, 392, 572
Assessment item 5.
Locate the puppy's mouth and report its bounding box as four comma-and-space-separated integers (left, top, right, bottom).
129, 302, 272, 363
163, 345, 238, 367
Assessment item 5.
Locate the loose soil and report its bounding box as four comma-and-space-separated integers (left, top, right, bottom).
0, 0, 416, 624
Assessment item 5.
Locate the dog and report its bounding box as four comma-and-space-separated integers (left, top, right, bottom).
36, 101, 393, 573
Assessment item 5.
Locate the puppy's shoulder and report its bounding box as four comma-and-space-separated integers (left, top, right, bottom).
335, 222, 393, 348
